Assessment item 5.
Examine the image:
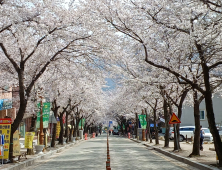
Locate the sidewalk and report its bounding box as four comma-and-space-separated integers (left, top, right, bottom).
0, 138, 86, 170
131, 137, 221, 170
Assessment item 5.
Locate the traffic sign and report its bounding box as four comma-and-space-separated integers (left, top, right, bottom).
169, 113, 181, 124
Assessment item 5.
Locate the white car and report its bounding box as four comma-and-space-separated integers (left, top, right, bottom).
171, 126, 195, 142
202, 128, 213, 141
219, 127, 222, 136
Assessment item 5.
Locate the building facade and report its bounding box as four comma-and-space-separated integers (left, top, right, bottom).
180, 94, 222, 128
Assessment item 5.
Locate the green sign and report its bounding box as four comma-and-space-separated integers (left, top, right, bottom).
36, 102, 51, 128
138, 115, 147, 129
117, 125, 120, 130
123, 124, 125, 130
78, 119, 85, 129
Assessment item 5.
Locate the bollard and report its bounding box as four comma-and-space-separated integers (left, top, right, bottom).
84, 133, 88, 140
186, 135, 187, 142
191, 136, 193, 143
106, 161, 110, 168
107, 155, 110, 162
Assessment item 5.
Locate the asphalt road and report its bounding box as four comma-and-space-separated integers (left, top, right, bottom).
24, 134, 199, 170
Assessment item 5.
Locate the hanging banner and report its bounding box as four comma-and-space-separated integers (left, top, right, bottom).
56, 121, 60, 138
138, 115, 147, 129
24, 132, 35, 149
0, 118, 12, 160
13, 130, 20, 156
78, 119, 85, 129
36, 102, 51, 128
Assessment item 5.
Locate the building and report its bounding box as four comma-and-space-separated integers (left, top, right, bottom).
181, 93, 222, 128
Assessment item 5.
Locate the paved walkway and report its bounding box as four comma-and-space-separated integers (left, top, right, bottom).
141, 138, 217, 166
23, 134, 199, 170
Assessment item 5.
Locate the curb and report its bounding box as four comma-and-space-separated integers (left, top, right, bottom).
130, 139, 219, 170
2, 139, 85, 170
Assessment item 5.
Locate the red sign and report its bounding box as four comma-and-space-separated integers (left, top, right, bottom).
0, 118, 12, 124
169, 113, 181, 124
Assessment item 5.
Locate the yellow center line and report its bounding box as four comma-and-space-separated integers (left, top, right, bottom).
151, 150, 190, 170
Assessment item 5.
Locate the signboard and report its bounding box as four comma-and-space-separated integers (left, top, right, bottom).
160, 118, 165, 123
0, 118, 12, 159
138, 115, 147, 129
150, 124, 158, 127
169, 113, 181, 124
36, 102, 51, 128
0, 99, 12, 111
56, 121, 60, 138
109, 121, 113, 130
13, 130, 20, 156
24, 132, 35, 149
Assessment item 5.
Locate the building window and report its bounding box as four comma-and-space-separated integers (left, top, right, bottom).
200, 110, 205, 120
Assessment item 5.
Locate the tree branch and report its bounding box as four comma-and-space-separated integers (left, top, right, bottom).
0, 43, 20, 72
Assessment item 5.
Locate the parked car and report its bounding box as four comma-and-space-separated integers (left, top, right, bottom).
169, 127, 174, 140
113, 129, 119, 135
202, 128, 213, 141
218, 126, 222, 136
171, 126, 195, 142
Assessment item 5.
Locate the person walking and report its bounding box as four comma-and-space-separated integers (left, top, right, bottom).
200, 126, 205, 151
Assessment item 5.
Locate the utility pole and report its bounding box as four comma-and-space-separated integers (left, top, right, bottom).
39, 98, 44, 145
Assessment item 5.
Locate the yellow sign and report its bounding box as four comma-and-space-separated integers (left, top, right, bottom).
56, 121, 60, 138
169, 113, 181, 124
0, 118, 12, 159
13, 130, 20, 156
24, 132, 35, 149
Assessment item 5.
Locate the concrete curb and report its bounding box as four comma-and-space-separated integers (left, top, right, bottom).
2, 139, 85, 170
130, 139, 219, 170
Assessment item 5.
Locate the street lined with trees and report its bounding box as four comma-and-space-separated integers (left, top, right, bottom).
1, 0, 222, 167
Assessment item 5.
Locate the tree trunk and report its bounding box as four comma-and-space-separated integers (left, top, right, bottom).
58, 114, 64, 144
201, 62, 222, 166
51, 99, 59, 147
190, 90, 200, 156
135, 113, 138, 137
145, 109, 149, 141
65, 113, 68, 143
9, 69, 28, 161
154, 109, 159, 144
51, 123, 57, 147
163, 99, 170, 147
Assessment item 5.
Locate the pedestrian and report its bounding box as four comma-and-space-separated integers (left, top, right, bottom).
99, 129, 101, 135
200, 125, 205, 151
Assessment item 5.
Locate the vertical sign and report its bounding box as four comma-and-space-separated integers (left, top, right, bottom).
13, 130, 20, 156
24, 132, 35, 149
138, 115, 147, 129
0, 118, 12, 159
56, 121, 60, 138
36, 102, 51, 128
109, 121, 113, 130
78, 119, 85, 129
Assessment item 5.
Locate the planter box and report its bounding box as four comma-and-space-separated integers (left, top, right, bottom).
35, 145, 44, 154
